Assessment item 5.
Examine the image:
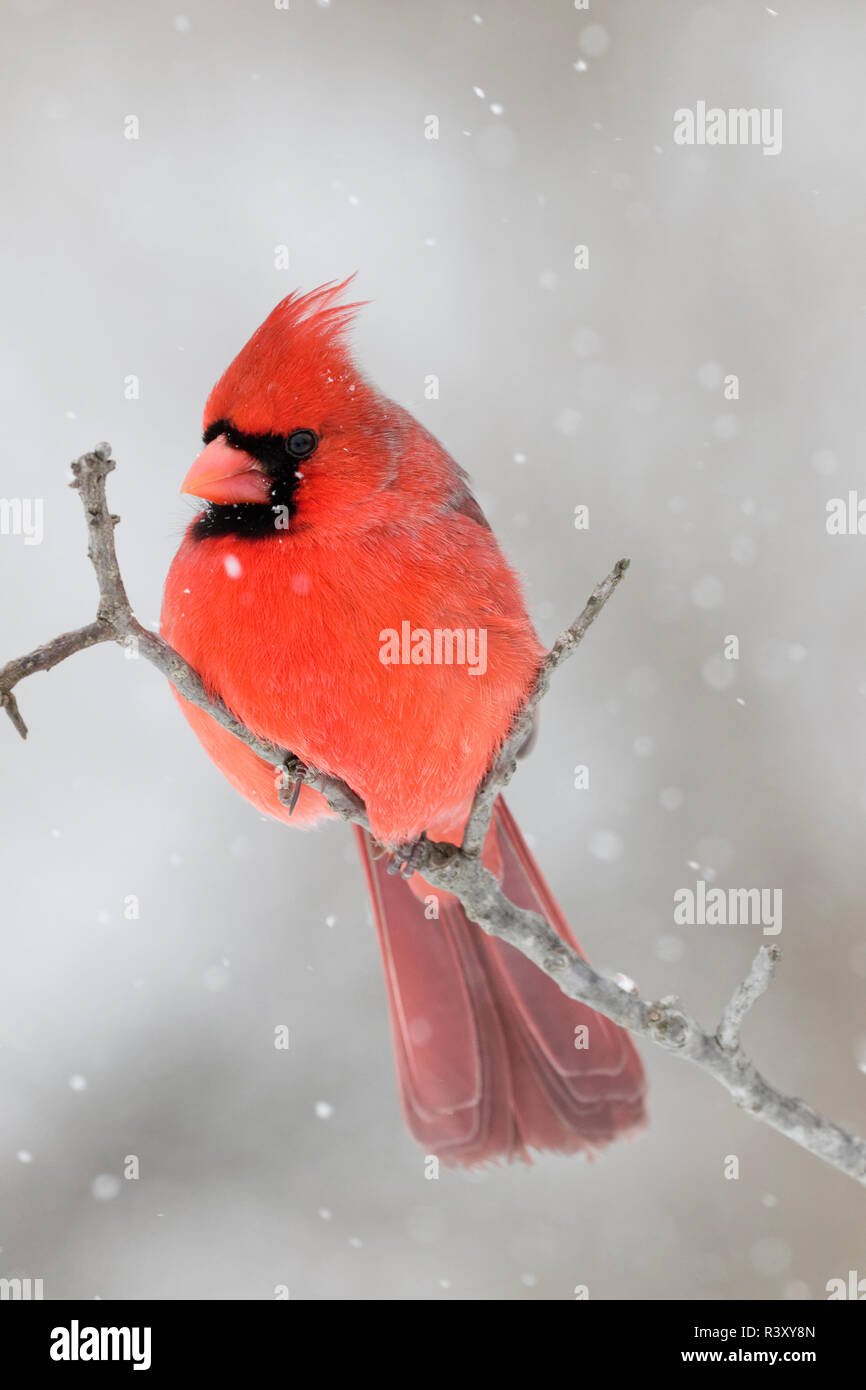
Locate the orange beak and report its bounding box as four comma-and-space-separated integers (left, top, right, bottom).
181, 436, 272, 505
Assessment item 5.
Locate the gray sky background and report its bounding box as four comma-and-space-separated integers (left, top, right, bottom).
1, 0, 865, 1299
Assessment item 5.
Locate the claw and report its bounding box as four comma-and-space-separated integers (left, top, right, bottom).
386, 836, 428, 879
277, 756, 306, 815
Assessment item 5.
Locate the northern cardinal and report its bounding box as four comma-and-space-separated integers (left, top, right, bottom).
161, 279, 645, 1165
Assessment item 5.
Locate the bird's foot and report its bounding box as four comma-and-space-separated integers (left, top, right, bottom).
386, 835, 429, 880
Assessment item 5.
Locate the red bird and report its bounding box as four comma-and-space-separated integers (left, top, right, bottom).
161, 279, 645, 1165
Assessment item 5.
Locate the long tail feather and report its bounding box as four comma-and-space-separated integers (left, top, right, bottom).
356, 797, 646, 1165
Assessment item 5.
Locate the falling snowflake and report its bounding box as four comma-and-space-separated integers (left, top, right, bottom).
91, 1174, 121, 1201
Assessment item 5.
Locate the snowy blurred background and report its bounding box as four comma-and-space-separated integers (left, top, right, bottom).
1, 0, 865, 1301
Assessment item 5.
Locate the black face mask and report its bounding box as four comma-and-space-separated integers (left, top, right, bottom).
190, 420, 318, 540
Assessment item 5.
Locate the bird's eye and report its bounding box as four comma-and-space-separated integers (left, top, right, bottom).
285, 429, 318, 459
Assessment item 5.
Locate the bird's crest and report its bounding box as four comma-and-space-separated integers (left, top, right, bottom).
204, 276, 368, 435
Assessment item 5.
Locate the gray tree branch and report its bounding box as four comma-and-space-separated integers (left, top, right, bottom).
2, 445, 865, 1188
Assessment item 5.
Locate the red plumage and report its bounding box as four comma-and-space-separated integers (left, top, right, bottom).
161, 280, 646, 1164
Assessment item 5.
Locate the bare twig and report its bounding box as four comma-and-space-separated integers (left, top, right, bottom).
3, 445, 866, 1188
0, 446, 332, 779
717, 945, 780, 1052
415, 856, 866, 1185
461, 558, 630, 857
0, 621, 108, 738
